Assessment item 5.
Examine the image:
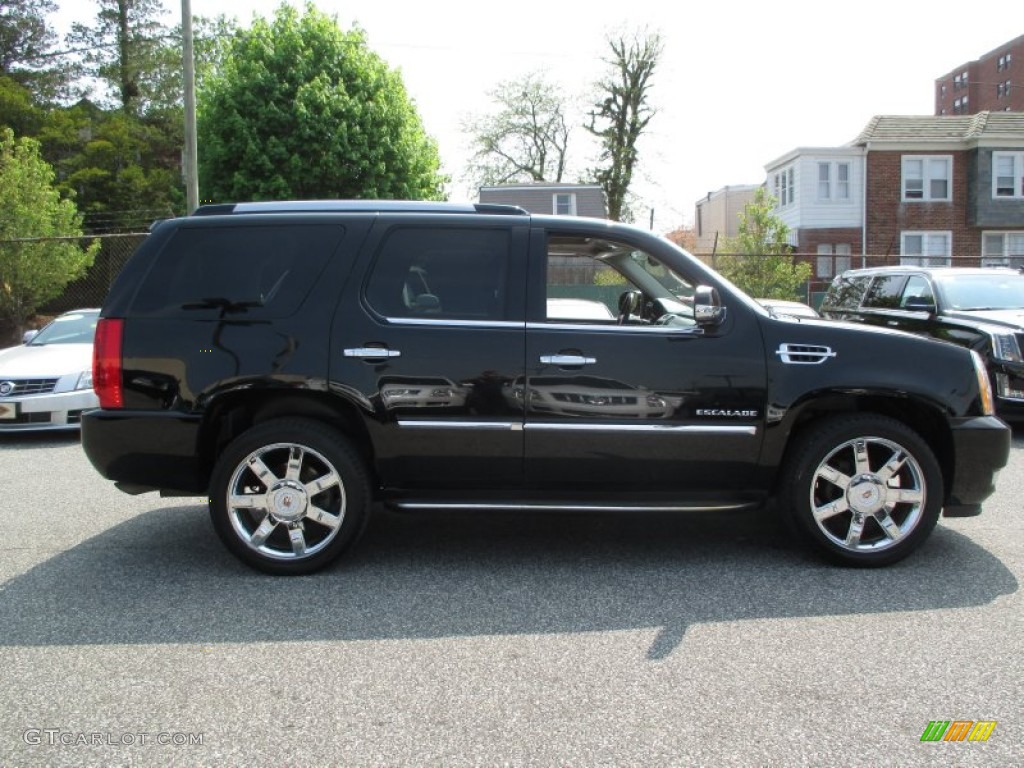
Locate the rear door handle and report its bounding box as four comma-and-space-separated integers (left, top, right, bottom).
540, 354, 596, 366
344, 347, 402, 359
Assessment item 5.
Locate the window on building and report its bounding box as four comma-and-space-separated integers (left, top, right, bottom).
993, 152, 1024, 198
982, 231, 1024, 268
901, 232, 951, 266
816, 244, 833, 277
773, 166, 795, 207
998, 53, 1012, 72
953, 73, 962, 90
835, 243, 852, 274
816, 162, 851, 201
815, 243, 852, 277
836, 163, 850, 200
553, 193, 577, 216
902, 156, 951, 201
997, 83, 1005, 98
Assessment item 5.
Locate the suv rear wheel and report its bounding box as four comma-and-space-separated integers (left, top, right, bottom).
209, 418, 371, 575
780, 414, 942, 567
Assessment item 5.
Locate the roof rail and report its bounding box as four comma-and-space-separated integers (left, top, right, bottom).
191, 200, 529, 216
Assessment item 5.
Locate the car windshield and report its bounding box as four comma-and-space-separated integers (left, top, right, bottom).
937, 273, 1024, 310
28, 311, 99, 345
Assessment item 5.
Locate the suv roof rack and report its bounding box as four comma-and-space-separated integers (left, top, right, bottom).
191, 200, 529, 216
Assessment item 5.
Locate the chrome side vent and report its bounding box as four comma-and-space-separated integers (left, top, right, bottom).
776, 343, 836, 365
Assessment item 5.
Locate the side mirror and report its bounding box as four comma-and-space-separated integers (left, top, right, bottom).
22, 330, 38, 344
694, 285, 726, 327
617, 290, 642, 324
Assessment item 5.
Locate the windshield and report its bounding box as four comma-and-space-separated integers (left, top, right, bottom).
937, 273, 1024, 311
29, 311, 99, 345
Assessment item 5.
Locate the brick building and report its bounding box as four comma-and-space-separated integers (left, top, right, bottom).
853, 113, 1024, 265
764, 112, 1024, 282
935, 33, 1024, 114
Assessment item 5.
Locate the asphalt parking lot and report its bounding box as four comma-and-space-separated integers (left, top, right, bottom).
1, 430, 1022, 767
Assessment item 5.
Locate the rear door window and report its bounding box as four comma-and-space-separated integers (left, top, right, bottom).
130, 222, 344, 318
364, 227, 512, 321
862, 275, 908, 309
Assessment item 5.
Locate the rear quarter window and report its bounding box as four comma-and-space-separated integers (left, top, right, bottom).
823, 274, 872, 311
129, 222, 344, 318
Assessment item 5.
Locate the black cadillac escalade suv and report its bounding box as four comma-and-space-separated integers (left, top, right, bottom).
82, 201, 1011, 574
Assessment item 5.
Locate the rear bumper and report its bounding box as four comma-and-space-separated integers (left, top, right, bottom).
81, 410, 206, 494
944, 415, 1011, 513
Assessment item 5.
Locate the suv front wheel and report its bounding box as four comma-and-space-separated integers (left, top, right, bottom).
209, 418, 371, 575
780, 414, 943, 567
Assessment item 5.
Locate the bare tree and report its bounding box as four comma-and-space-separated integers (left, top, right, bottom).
586, 29, 662, 222
464, 72, 571, 187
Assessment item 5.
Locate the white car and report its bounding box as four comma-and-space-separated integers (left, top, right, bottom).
0, 309, 100, 432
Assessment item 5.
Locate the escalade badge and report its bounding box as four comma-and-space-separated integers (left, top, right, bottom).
695, 409, 759, 418
0, 381, 14, 396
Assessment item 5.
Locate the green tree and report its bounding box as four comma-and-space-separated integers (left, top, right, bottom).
463, 72, 571, 187
0, 75, 42, 135
0, 0, 67, 100
586, 30, 662, 222
0, 127, 99, 338
66, 0, 178, 116
717, 187, 811, 299
198, 3, 445, 202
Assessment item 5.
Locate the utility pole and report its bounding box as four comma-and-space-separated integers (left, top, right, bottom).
181, 0, 199, 213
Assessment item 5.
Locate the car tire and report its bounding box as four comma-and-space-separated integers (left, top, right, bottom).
209, 418, 371, 575
779, 414, 942, 567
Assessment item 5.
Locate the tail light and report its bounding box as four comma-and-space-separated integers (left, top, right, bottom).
93, 318, 124, 409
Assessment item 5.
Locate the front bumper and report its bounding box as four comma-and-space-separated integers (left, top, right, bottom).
0, 389, 99, 432
81, 409, 205, 493
944, 415, 1011, 515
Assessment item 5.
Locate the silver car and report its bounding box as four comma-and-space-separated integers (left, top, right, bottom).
0, 309, 100, 432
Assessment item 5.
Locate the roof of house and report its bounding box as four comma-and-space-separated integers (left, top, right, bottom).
851, 112, 1024, 145
478, 183, 604, 192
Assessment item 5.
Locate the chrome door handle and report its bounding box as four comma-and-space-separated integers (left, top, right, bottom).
540, 354, 596, 366
344, 347, 402, 359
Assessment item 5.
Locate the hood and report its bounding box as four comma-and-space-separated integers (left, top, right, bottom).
0, 343, 93, 377
945, 308, 1024, 330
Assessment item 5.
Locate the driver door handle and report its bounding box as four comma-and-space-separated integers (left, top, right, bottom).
540, 354, 596, 366
344, 347, 402, 359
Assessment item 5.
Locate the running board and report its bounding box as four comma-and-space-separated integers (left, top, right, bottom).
389, 501, 759, 513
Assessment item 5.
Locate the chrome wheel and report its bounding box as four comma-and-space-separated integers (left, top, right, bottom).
781, 414, 942, 567
226, 441, 347, 562
809, 436, 926, 553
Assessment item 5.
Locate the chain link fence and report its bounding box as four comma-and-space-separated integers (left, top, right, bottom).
0, 233, 147, 342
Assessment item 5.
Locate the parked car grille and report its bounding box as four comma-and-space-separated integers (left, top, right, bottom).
0, 378, 60, 396
550, 392, 636, 405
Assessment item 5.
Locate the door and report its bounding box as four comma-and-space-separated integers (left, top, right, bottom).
330, 217, 528, 490
522, 226, 767, 499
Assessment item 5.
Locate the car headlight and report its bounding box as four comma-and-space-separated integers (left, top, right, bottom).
971, 351, 996, 416
76, 370, 93, 390
991, 333, 1022, 363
